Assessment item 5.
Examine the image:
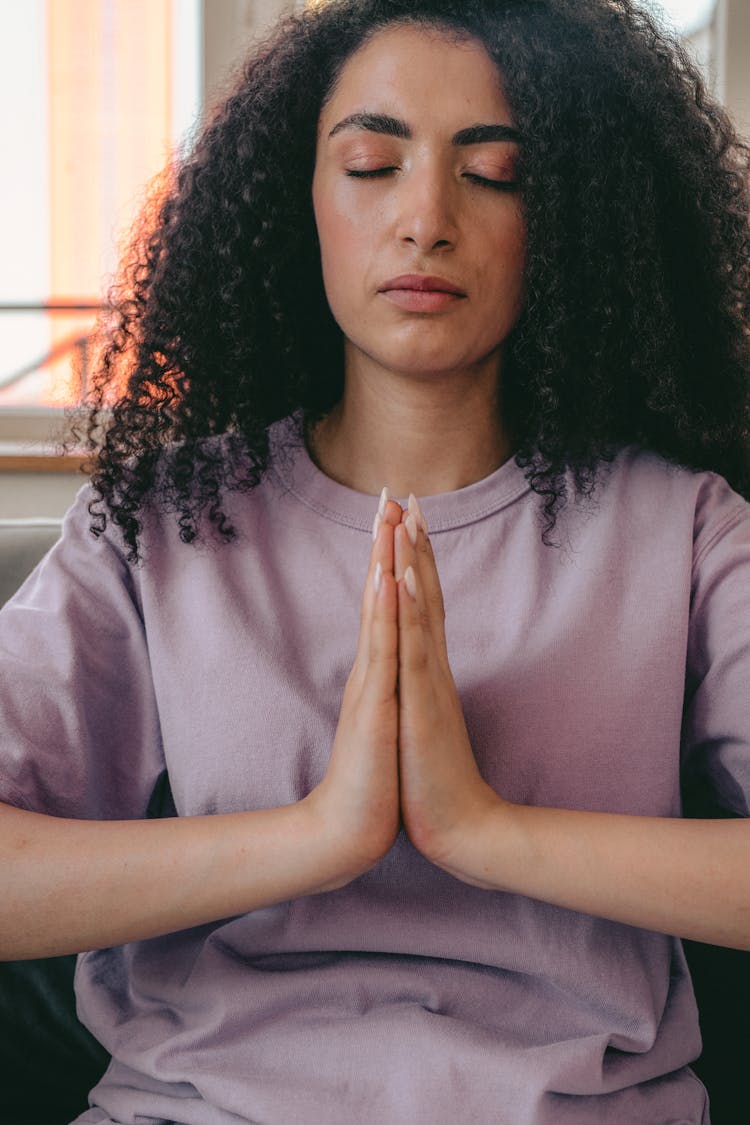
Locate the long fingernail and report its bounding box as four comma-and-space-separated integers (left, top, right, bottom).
405, 513, 418, 546
372, 512, 382, 541
378, 486, 390, 517
408, 492, 427, 534
405, 565, 417, 599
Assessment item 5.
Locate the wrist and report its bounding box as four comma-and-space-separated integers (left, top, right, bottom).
297, 790, 397, 892
429, 790, 521, 891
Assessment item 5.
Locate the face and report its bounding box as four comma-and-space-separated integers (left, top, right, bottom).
312, 22, 526, 384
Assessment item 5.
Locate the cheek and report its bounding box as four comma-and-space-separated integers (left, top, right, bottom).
313, 198, 363, 329
314, 195, 373, 308
489, 215, 527, 292
314, 198, 341, 274
510, 206, 528, 265
315, 191, 354, 273
470, 216, 526, 339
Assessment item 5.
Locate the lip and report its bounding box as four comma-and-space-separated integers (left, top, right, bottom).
379, 274, 466, 296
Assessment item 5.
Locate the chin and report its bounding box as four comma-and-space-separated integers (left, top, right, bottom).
375, 346, 501, 381
377, 357, 466, 380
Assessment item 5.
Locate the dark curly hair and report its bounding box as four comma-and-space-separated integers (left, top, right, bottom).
72, 0, 750, 560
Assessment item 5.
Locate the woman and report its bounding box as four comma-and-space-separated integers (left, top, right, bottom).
1, 0, 749, 1121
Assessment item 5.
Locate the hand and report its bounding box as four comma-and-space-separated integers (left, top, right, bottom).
393, 498, 506, 870
304, 493, 403, 885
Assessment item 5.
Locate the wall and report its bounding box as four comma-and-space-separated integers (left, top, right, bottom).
716, 0, 750, 139
202, 0, 293, 111
0, 407, 82, 518
0, 471, 82, 520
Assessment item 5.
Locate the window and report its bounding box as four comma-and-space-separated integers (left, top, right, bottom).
0, 0, 200, 440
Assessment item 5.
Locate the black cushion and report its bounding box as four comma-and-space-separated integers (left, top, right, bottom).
684, 938, 749, 1124
0, 955, 110, 1124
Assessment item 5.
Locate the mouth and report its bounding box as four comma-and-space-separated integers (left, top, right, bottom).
379, 274, 466, 296
378, 274, 467, 312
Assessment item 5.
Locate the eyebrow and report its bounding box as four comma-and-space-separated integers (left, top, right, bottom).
328, 112, 522, 145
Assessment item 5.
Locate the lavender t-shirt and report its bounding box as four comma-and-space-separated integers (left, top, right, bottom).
2, 413, 749, 1124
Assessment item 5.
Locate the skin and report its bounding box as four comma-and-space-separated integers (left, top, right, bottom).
309, 22, 526, 500
311, 24, 750, 951
380, 494, 750, 953
309, 22, 523, 853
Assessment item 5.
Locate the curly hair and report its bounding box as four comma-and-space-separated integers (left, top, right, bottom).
72, 0, 750, 560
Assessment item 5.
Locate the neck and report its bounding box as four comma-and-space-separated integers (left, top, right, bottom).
305, 352, 511, 500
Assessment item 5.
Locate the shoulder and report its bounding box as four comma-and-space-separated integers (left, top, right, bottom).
548, 446, 750, 570
596, 446, 750, 548
77, 429, 278, 560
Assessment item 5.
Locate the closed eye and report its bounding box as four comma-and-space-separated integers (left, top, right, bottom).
345, 168, 518, 191
463, 173, 518, 191
345, 167, 397, 178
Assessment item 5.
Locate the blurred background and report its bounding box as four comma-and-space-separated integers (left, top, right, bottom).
0, 0, 747, 518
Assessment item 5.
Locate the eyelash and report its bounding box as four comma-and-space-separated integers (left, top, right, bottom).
345, 168, 518, 192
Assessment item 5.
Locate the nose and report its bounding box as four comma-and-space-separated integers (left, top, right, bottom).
394, 163, 458, 252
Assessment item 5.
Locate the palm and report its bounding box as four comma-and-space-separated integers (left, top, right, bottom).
392, 503, 502, 864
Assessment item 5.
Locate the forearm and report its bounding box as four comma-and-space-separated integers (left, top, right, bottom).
0, 798, 347, 960
440, 801, 750, 951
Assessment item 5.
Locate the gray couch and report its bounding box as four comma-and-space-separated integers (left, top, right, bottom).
0, 518, 63, 607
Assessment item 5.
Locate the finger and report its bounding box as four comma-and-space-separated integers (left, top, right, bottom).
364, 514, 395, 626
394, 521, 431, 646
396, 554, 432, 688
354, 514, 395, 678
382, 487, 404, 526
393, 517, 410, 584
398, 498, 448, 666
364, 561, 399, 706
359, 487, 401, 669
416, 533, 448, 665
372, 487, 404, 540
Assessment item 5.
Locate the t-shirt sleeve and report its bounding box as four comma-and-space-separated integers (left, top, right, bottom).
682, 473, 750, 818
0, 485, 165, 820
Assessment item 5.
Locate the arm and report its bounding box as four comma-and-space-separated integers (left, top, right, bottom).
0, 797, 349, 960
434, 800, 750, 952
0, 492, 404, 961
393, 499, 750, 952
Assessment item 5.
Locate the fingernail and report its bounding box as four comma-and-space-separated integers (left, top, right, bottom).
408, 492, 428, 534
374, 561, 382, 593
378, 486, 390, 517
405, 565, 417, 599
405, 513, 418, 546
372, 512, 382, 541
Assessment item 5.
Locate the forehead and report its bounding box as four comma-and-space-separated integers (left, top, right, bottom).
319, 23, 513, 133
